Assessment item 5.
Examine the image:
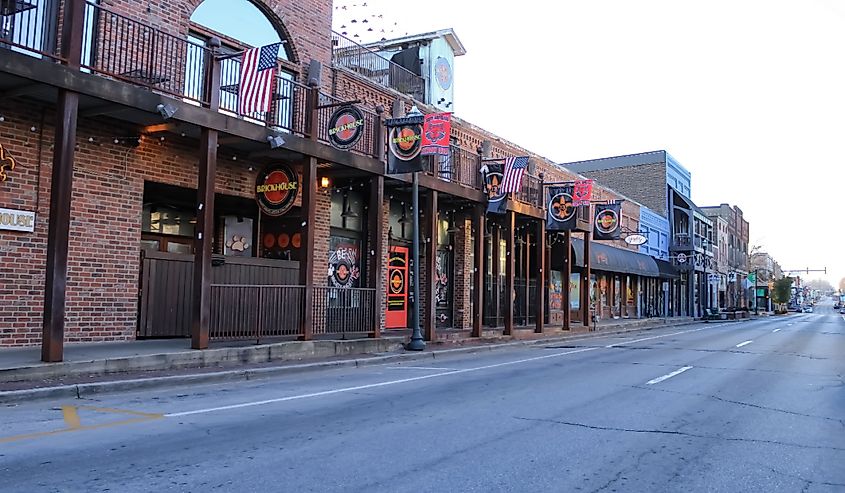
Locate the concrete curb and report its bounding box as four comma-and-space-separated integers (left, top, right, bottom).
0, 319, 711, 404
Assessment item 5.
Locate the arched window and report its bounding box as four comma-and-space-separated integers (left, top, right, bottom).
184, 0, 297, 126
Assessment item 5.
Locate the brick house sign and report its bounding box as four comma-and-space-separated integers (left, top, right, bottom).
0, 208, 35, 233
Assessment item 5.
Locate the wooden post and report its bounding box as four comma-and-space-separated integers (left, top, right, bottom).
535, 219, 545, 333
424, 190, 438, 341
504, 211, 515, 336
472, 204, 484, 338
620, 275, 628, 318
524, 228, 530, 326
41, 0, 90, 362
369, 175, 384, 338
190, 38, 221, 350
299, 157, 318, 340
582, 230, 592, 330
563, 231, 571, 329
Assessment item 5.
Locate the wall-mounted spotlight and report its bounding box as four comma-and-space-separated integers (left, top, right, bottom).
156, 103, 177, 119
321, 176, 330, 188
267, 134, 285, 149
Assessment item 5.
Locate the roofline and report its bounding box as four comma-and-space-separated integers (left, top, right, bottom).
365, 28, 467, 56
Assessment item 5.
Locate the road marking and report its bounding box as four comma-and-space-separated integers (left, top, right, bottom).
386, 366, 456, 371
735, 340, 753, 348
646, 366, 693, 385
0, 406, 162, 444
168, 326, 712, 418
604, 326, 709, 348
772, 328, 781, 333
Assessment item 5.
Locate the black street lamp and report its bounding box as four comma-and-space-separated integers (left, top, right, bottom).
406, 106, 425, 351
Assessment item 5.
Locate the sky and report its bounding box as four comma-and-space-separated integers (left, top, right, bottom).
198, 0, 845, 287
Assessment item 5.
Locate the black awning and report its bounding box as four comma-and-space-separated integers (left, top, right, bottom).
655, 259, 680, 279
570, 238, 660, 277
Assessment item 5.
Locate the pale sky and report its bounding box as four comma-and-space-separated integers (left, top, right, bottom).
332, 0, 845, 287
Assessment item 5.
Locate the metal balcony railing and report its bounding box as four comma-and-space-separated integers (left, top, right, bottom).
0, 0, 62, 60
425, 145, 482, 190
331, 31, 425, 101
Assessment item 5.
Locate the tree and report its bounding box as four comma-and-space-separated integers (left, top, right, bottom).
771, 277, 793, 312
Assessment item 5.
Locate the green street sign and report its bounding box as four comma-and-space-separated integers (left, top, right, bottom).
747, 273, 756, 283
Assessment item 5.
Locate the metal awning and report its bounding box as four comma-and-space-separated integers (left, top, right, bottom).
655, 259, 680, 279
571, 237, 660, 277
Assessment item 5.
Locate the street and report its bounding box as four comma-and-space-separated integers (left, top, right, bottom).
1, 308, 843, 492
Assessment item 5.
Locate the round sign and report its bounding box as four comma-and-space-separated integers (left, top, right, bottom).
548, 192, 575, 223
435, 57, 452, 90
624, 234, 648, 246
595, 209, 619, 234
677, 253, 687, 264
327, 105, 364, 150
255, 165, 298, 216
390, 271, 405, 294
388, 125, 422, 161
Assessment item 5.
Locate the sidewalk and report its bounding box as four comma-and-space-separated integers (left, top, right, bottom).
0, 317, 700, 403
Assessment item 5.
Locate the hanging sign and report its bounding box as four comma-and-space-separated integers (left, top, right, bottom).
255, 164, 298, 216
421, 112, 451, 156
0, 143, 17, 182
326, 105, 365, 150
624, 233, 647, 246
572, 179, 593, 206
546, 184, 578, 231
386, 115, 424, 174
593, 202, 622, 240
677, 253, 687, 264
481, 159, 507, 214
0, 207, 35, 232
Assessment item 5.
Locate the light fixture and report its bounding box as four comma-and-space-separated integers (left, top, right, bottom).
321, 176, 330, 188
267, 134, 285, 149
156, 103, 177, 119
341, 196, 359, 218
0, 115, 5, 122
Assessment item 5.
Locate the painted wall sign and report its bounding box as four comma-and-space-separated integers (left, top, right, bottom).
327, 105, 365, 150
328, 238, 360, 288
0, 143, 17, 182
255, 164, 298, 216
0, 208, 35, 232
624, 234, 648, 246
435, 57, 453, 90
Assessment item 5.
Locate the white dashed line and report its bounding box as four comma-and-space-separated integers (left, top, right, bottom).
735, 340, 753, 348
772, 328, 781, 333
646, 366, 694, 385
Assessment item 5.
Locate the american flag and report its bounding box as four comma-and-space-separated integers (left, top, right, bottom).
500, 156, 530, 193
238, 43, 281, 116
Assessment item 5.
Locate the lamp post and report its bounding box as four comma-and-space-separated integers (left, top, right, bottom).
753, 268, 759, 315
406, 106, 425, 351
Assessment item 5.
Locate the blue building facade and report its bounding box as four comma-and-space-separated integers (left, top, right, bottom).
639, 206, 670, 261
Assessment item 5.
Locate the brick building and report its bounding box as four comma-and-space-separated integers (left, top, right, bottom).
701, 204, 750, 309
1, 0, 681, 358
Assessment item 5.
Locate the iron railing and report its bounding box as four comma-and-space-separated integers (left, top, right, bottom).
316, 92, 381, 158
312, 286, 376, 336
209, 284, 306, 341
0, 0, 62, 60
218, 55, 311, 135
514, 173, 542, 209
425, 145, 482, 190
331, 31, 425, 101
82, 1, 211, 105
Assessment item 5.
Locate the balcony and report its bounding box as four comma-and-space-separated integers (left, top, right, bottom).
423, 145, 481, 190
331, 30, 425, 102
671, 233, 694, 252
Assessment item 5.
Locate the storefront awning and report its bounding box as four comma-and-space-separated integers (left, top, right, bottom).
571, 238, 660, 277
655, 259, 680, 279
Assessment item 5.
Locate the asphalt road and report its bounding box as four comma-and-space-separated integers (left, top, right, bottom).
1, 306, 843, 492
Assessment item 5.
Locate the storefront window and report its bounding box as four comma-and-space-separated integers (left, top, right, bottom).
388, 200, 413, 241
331, 190, 364, 232
143, 205, 195, 237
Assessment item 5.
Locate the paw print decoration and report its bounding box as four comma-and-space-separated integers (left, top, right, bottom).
226, 235, 250, 253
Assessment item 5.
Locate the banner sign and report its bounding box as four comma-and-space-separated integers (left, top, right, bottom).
482, 159, 507, 214
421, 112, 451, 156
326, 105, 365, 150
0, 207, 35, 233
386, 115, 424, 174
572, 179, 593, 206
593, 202, 622, 240
255, 164, 298, 216
546, 184, 578, 231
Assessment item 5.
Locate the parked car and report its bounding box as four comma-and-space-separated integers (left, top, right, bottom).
840, 307, 845, 315
803, 306, 813, 313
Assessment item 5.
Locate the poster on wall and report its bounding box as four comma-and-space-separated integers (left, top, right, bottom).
549, 271, 563, 311
569, 273, 581, 310
223, 216, 253, 257
328, 237, 360, 288
421, 112, 451, 156
481, 160, 506, 214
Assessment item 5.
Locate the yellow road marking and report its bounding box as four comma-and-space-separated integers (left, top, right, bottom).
0, 405, 163, 445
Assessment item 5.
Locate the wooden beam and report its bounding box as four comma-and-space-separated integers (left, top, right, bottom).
504, 211, 515, 336
190, 127, 217, 350
535, 219, 545, 334
299, 157, 318, 340
472, 204, 484, 337
79, 103, 128, 118
424, 190, 438, 342
369, 175, 384, 338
